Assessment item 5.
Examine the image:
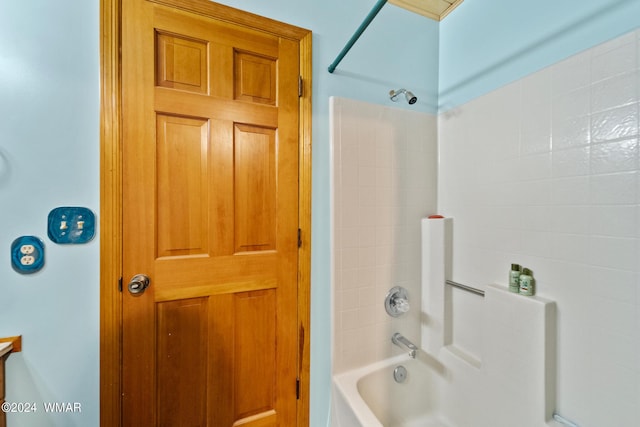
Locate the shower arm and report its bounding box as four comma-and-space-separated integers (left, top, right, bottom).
328, 0, 388, 73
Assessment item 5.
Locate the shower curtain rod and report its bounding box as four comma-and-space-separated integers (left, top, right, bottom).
328, 0, 388, 73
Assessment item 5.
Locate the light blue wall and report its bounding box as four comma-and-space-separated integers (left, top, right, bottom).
0, 1, 100, 426
439, 0, 640, 111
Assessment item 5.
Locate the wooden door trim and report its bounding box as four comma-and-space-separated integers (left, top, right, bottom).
99, 1, 312, 425
297, 29, 312, 427
99, 0, 123, 425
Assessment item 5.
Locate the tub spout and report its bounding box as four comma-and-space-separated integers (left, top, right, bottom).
391, 333, 418, 358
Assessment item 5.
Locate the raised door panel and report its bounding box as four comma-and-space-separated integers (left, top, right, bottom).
157, 298, 209, 427
156, 114, 210, 257
156, 32, 209, 93
208, 290, 278, 427
234, 51, 277, 105
234, 124, 276, 253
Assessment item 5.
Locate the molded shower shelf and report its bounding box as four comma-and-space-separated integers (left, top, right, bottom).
483, 284, 557, 423
422, 217, 560, 426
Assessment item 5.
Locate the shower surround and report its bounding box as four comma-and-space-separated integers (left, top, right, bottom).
331, 97, 438, 374
438, 29, 640, 426
332, 28, 639, 427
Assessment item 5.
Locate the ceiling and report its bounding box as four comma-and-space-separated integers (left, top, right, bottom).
389, 0, 464, 21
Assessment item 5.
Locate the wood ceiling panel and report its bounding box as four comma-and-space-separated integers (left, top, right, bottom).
389, 0, 464, 21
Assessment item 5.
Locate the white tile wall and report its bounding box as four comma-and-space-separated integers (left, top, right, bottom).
438, 29, 640, 426
331, 97, 438, 374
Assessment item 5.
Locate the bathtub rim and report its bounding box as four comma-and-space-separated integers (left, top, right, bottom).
332, 354, 417, 427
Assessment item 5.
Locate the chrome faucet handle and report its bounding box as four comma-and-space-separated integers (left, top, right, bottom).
393, 296, 410, 314
385, 286, 410, 317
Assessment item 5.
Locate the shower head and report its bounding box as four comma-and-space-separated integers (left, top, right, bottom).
405, 90, 417, 104
389, 88, 417, 105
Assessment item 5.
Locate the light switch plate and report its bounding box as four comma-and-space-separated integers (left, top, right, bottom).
48, 206, 96, 244
11, 236, 45, 274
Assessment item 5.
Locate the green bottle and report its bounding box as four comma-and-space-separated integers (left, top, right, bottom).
509, 264, 521, 293
519, 268, 534, 296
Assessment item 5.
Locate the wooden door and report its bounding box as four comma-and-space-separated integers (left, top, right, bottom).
119, 1, 309, 425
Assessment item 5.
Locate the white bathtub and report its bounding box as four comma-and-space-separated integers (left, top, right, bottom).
332, 354, 455, 427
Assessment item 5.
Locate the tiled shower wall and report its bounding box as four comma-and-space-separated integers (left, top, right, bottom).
331, 97, 437, 374
438, 30, 640, 426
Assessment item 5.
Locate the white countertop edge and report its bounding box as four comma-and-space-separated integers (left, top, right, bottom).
0, 342, 13, 358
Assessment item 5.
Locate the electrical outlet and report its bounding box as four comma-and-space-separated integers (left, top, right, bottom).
48, 206, 96, 244
20, 244, 35, 255
21, 255, 35, 265
11, 236, 45, 274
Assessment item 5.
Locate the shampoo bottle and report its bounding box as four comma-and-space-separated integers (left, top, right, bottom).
519, 268, 534, 296
509, 264, 521, 293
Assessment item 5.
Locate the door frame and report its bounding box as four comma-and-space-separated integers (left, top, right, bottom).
99, 1, 312, 425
